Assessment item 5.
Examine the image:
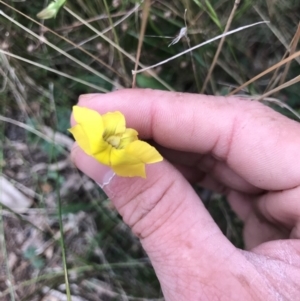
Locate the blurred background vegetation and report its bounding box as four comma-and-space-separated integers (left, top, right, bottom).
0, 0, 300, 300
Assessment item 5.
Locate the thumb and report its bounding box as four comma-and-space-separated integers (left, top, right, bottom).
71, 144, 239, 298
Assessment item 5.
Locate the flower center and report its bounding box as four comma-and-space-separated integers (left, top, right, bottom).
106, 135, 121, 148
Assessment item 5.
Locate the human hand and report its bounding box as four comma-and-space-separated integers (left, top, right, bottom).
71, 89, 300, 301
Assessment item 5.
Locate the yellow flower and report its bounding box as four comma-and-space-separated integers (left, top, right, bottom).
69, 106, 163, 178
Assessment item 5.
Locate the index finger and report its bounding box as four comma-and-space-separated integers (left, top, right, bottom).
74, 89, 300, 190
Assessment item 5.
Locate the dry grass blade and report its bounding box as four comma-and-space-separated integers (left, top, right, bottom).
0, 0, 126, 82
62, 3, 140, 59
254, 4, 300, 65
262, 97, 300, 120
0, 10, 121, 89
0, 114, 69, 154
256, 75, 300, 102
240, 95, 300, 120
0, 176, 33, 213
0, 49, 108, 92
264, 23, 300, 92
279, 23, 300, 87
54, 10, 136, 32
0, 54, 28, 115
264, 51, 289, 92
132, 21, 269, 75
201, 0, 240, 93
228, 50, 300, 95
0, 199, 16, 301
181, 9, 201, 92
103, 0, 126, 78
64, 5, 174, 91
132, 0, 151, 88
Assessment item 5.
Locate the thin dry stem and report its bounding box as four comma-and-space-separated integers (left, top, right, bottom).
17, 1, 122, 79
279, 23, 300, 87
254, 5, 300, 65
132, 21, 269, 75
53, 11, 136, 32
0, 115, 69, 155
264, 23, 300, 93
132, 0, 151, 88
201, 0, 240, 93
240, 95, 300, 120
180, 9, 201, 92
0, 49, 108, 92
264, 51, 289, 92
256, 75, 300, 101
62, 3, 140, 63
229, 49, 300, 95
64, 5, 174, 91
103, 0, 127, 78
0, 10, 121, 89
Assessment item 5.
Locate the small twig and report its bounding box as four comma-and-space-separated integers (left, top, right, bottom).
201, 0, 240, 93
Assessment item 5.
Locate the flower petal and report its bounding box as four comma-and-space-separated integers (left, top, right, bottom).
70, 106, 162, 178
94, 144, 113, 166
72, 106, 107, 155
68, 124, 93, 155
102, 111, 126, 138
119, 128, 138, 148
109, 148, 146, 177
125, 140, 163, 164
110, 148, 142, 166
112, 163, 146, 178
109, 141, 163, 177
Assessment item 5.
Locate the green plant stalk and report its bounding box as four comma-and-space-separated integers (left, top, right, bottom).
37, 0, 67, 19
103, 0, 127, 76
56, 187, 72, 301
205, 0, 222, 29
193, 0, 222, 30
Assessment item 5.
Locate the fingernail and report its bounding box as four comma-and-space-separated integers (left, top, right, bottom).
78, 94, 102, 104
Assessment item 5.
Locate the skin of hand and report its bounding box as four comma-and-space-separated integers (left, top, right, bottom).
70, 89, 300, 301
